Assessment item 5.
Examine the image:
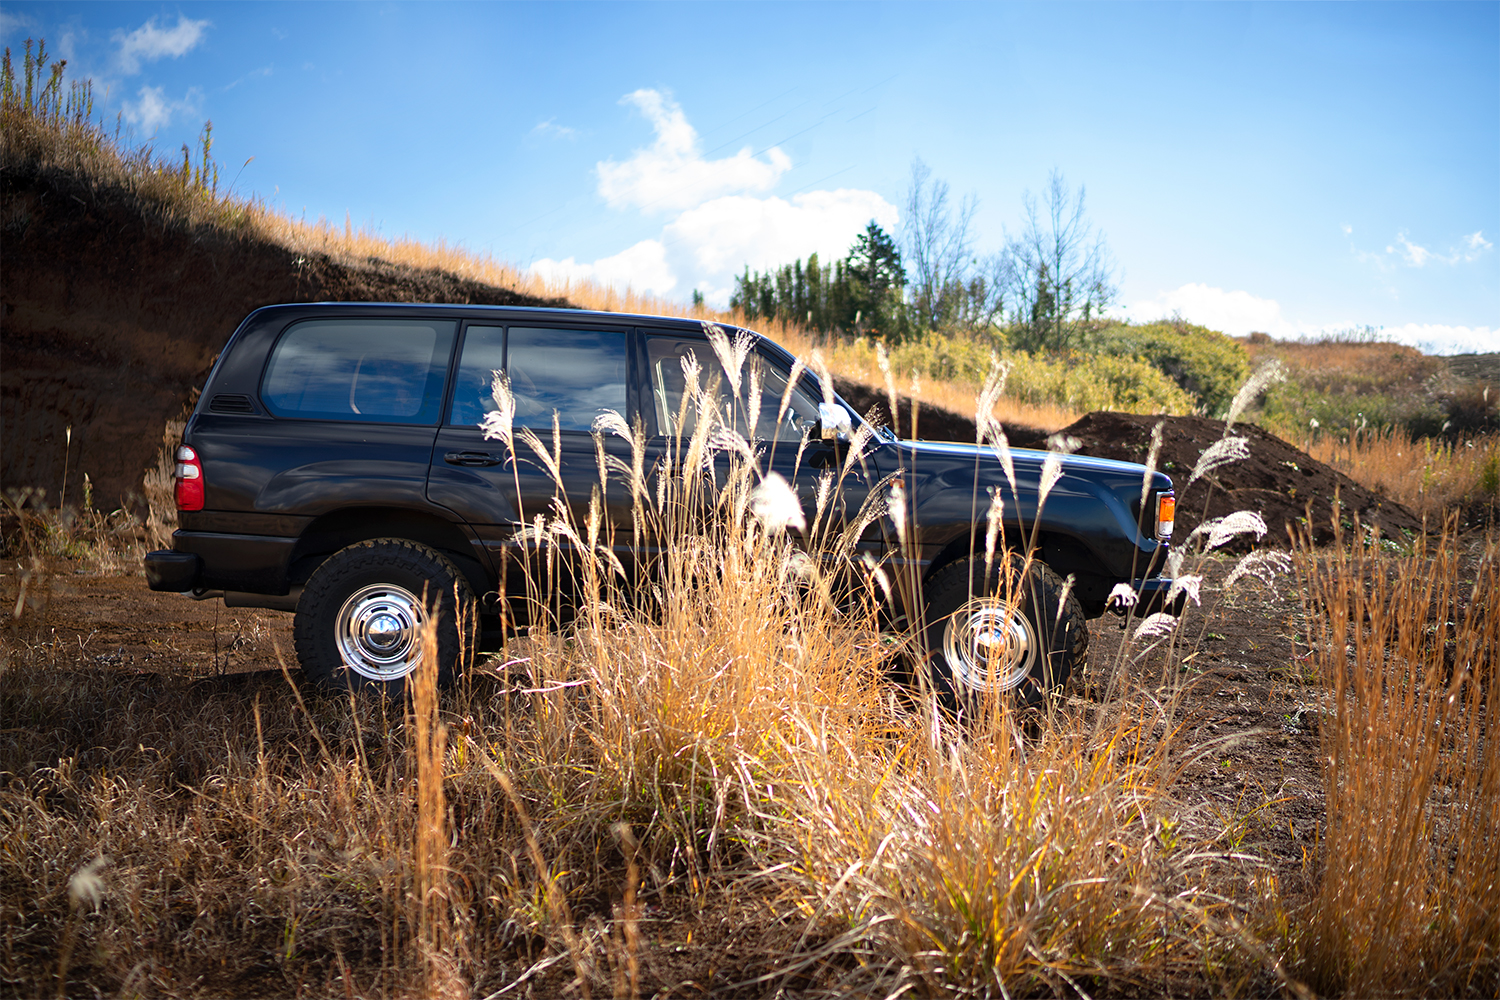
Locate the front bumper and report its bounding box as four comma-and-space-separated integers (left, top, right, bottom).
1105, 576, 1188, 618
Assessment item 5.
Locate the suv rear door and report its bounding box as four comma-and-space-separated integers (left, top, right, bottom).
211, 314, 456, 515
427, 321, 638, 573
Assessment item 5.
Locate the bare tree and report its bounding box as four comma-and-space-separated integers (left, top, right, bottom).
902, 159, 1005, 335
1002, 170, 1116, 352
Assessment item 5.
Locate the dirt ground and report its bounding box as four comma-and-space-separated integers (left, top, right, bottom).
2, 548, 1329, 907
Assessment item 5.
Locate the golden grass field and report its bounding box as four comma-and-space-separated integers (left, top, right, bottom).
4, 46, 1499, 997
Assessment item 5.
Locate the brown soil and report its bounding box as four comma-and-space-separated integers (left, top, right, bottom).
1, 162, 570, 509
1056, 411, 1425, 546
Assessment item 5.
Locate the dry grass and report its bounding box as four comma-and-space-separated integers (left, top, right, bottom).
1245, 338, 1441, 397
8, 45, 1500, 998
1291, 426, 1500, 522
1295, 523, 1500, 996
1, 340, 1331, 998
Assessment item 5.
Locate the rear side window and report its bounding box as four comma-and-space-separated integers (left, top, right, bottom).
449, 325, 628, 432
261, 319, 456, 423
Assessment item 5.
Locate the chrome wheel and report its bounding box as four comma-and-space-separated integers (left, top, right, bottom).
940, 597, 1037, 693
335, 583, 425, 682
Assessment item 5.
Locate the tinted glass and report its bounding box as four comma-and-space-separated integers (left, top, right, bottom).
261, 319, 455, 423
505, 327, 628, 431
447, 325, 506, 426
647, 337, 819, 442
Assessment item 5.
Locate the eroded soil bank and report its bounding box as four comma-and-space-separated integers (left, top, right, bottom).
1, 163, 567, 508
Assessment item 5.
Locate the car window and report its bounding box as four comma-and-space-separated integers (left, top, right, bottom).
448, 326, 628, 432
261, 319, 456, 423
646, 337, 819, 442
447, 325, 506, 426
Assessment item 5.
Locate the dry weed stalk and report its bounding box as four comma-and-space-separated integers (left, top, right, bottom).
1297, 521, 1500, 996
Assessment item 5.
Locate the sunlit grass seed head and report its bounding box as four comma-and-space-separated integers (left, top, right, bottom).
887, 480, 909, 546
1186, 510, 1269, 552
704, 320, 753, 397
1038, 434, 1080, 512
68, 855, 109, 911
1140, 419, 1165, 513
1186, 435, 1251, 490
1225, 359, 1286, 428
1166, 573, 1203, 607
480, 368, 516, 449
1107, 581, 1139, 608
1224, 549, 1292, 589
1133, 611, 1179, 641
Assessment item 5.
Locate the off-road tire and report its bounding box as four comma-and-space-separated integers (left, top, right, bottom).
294, 538, 476, 695
921, 555, 1089, 710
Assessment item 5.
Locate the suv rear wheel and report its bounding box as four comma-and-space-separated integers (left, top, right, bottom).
922, 554, 1088, 710
294, 539, 476, 694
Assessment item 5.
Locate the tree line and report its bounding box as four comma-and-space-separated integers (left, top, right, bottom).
729, 161, 1117, 354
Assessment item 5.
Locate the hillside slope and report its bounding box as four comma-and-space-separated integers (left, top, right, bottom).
2, 161, 568, 507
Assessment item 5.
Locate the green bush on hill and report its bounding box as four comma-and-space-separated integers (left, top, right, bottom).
844, 335, 1196, 415
1090, 321, 1250, 416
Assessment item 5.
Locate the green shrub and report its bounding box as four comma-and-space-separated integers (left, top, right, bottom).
1258, 384, 1447, 442
1092, 321, 1250, 415
846, 334, 1195, 415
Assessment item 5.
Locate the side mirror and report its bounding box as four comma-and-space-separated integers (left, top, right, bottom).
817, 402, 853, 441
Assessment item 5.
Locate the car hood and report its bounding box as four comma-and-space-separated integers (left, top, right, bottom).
893, 437, 1155, 480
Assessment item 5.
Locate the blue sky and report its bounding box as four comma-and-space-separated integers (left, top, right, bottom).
4, 1, 1496, 353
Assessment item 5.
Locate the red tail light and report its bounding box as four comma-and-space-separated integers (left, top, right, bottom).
174, 445, 205, 511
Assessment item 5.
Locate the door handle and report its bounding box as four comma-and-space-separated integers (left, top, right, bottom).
444, 450, 503, 467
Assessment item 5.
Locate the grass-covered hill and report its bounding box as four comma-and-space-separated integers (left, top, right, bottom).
1, 71, 577, 508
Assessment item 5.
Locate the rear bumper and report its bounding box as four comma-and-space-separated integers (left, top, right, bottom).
149, 530, 297, 595
145, 550, 201, 592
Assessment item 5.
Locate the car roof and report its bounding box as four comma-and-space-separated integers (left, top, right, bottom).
248, 301, 718, 333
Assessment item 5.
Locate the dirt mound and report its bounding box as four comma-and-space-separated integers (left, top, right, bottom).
1, 162, 570, 508
1057, 411, 1425, 546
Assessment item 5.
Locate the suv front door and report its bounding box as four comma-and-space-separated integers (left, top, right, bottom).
640, 332, 889, 559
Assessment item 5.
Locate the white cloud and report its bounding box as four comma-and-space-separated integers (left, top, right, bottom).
1117, 283, 1312, 337
596, 89, 792, 213
528, 91, 897, 307
666, 188, 899, 295
1117, 283, 1497, 355
113, 15, 209, 75
1, 9, 38, 38
531, 118, 578, 140
1462, 231, 1493, 259
1359, 228, 1493, 270
531, 239, 677, 297
1379, 324, 1498, 355
1393, 232, 1435, 268
121, 84, 201, 134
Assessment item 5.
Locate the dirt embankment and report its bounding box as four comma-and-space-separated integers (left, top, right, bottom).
1057, 411, 1424, 545
1, 162, 569, 508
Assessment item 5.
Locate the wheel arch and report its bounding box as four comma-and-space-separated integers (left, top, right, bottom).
287, 507, 491, 599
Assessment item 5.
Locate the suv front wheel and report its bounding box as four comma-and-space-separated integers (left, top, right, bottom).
294, 538, 476, 694
922, 554, 1088, 710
